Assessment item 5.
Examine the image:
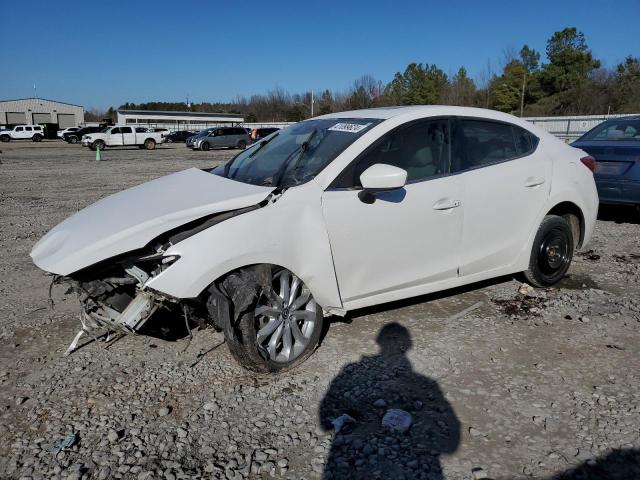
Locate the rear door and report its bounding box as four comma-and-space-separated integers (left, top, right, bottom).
120, 126, 135, 145
452, 118, 550, 277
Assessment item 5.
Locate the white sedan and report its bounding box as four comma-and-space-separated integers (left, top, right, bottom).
31, 106, 599, 372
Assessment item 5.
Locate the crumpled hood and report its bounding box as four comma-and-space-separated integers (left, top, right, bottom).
31, 168, 274, 275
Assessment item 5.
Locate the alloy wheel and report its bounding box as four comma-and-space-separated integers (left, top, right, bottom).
254, 270, 318, 364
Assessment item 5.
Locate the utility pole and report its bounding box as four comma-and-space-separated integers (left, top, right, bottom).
520, 72, 526, 118
33, 83, 38, 99
311, 90, 314, 117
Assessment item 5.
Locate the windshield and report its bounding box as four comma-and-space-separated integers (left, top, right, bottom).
211, 118, 381, 187
583, 119, 640, 141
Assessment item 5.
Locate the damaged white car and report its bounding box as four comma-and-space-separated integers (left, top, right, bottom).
31, 106, 599, 372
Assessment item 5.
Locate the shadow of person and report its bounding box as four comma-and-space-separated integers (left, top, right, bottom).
550, 448, 640, 480
319, 323, 460, 480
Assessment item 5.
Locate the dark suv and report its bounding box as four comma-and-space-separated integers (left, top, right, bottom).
65, 126, 104, 144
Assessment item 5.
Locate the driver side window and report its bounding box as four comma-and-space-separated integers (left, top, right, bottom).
331, 119, 451, 188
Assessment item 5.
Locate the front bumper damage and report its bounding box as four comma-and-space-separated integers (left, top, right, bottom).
59, 264, 170, 356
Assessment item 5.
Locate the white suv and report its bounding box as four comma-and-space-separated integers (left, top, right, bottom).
0, 125, 45, 142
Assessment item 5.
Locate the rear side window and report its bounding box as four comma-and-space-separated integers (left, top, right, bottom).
451, 120, 537, 173
584, 119, 640, 141
34, 126, 42, 131
135, 127, 147, 133
121, 127, 132, 134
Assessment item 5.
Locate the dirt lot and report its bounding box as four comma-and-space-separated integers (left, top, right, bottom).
0, 140, 639, 480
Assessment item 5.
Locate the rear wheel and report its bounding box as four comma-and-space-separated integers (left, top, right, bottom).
224, 266, 324, 373
32, 134, 42, 142
523, 215, 574, 287
0, 135, 9, 142
201, 142, 210, 151
237, 140, 247, 149
144, 139, 156, 150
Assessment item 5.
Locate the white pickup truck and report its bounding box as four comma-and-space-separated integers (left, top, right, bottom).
82, 126, 164, 150
0, 125, 45, 142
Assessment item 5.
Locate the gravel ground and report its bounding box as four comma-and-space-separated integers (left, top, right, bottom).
0, 141, 639, 480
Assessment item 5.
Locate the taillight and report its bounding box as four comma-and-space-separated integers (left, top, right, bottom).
580, 155, 596, 173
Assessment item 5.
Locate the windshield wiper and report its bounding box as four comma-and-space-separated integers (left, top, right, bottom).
249, 133, 278, 158
222, 133, 280, 178
274, 129, 318, 188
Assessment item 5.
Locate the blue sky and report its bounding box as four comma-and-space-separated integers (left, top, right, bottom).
1, 0, 637, 110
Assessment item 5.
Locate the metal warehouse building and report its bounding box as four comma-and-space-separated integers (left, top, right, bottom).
0, 98, 84, 138
117, 110, 244, 132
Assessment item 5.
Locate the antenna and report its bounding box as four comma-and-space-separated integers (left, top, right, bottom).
34, 83, 38, 99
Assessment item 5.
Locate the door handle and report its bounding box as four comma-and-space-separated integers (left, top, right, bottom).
432, 199, 461, 210
524, 177, 545, 188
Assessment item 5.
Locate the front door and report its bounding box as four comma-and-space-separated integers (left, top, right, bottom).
451, 118, 552, 276
322, 118, 463, 307
109, 127, 124, 146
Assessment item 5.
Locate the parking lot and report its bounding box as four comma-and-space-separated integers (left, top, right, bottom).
0, 141, 639, 479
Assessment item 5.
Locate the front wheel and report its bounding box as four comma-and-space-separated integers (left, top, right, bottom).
68, 136, 78, 144
237, 140, 247, 150
523, 215, 574, 287
200, 142, 210, 151
93, 140, 106, 151
224, 267, 324, 373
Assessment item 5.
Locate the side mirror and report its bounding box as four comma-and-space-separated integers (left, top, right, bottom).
358, 164, 407, 203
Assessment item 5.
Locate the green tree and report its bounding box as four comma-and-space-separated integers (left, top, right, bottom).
386, 63, 448, 105
539, 27, 601, 113
447, 67, 476, 106
612, 56, 640, 113
318, 89, 334, 115
286, 105, 306, 122
518, 45, 541, 116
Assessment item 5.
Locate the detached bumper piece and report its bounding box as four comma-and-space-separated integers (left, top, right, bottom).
63, 267, 161, 356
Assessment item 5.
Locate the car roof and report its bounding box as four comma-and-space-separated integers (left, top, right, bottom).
317, 105, 527, 122
603, 115, 640, 122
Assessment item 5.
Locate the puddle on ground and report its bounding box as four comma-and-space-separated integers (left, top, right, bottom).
557, 274, 600, 290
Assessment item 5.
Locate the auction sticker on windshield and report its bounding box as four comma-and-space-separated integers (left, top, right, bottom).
328, 122, 371, 133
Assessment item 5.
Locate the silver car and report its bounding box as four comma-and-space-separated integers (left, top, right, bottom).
191, 127, 250, 151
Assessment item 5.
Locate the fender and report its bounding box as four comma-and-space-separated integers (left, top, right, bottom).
145, 182, 344, 313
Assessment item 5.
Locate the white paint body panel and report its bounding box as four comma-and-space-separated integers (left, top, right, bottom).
30, 168, 274, 275
321, 176, 462, 304
31, 106, 599, 316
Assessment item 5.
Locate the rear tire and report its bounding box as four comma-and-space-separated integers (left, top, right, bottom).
144, 139, 156, 150
237, 140, 247, 149
523, 215, 574, 287
0, 135, 9, 142
32, 134, 42, 142
201, 142, 210, 151
223, 266, 324, 373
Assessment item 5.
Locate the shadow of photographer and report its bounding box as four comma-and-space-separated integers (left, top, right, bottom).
319, 322, 460, 479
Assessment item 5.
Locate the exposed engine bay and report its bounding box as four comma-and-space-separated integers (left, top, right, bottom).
52, 204, 266, 356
